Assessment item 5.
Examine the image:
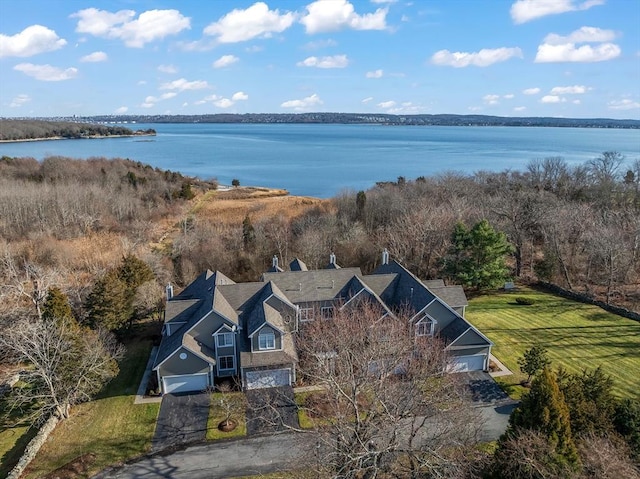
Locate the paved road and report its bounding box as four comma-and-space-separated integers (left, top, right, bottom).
99, 373, 518, 478
96, 432, 318, 479
152, 393, 210, 452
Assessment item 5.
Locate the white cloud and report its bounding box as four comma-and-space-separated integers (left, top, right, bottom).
281, 93, 323, 110
161, 92, 177, 100
401, 14, 410, 22
572, 99, 581, 104
245, 45, 264, 53
431, 47, 522, 67
366, 69, 384, 78
371, 0, 397, 3
204, 2, 295, 43
80, 51, 107, 62
214, 98, 234, 108
543, 26, 617, 45
9, 94, 31, 107
362, 96, 374, 103
115, 106, 128, 114
137, 80, 147, 85
13, 63, 78, 81
550, 85, 589, 94
158, 64, 177, 73
387, 101, 425, 114
297, 54, 349, 68
71, 8, 190, 48
377, 100, 396, 108
213, 54, 239, 68
535, 42, 620, 63
301, 0, 387, 34
159, 78, 209, 91
540, 95, 566, 103
510, 0, 604, 24
523, 87, 541, 95
0, 25, 67, 58
608, 99, 640, 110
232, 91, 249, 101
514, 106, 527, 112
483, 94, 500, 105
503, 94, 515, 99
141, 102, 154, 108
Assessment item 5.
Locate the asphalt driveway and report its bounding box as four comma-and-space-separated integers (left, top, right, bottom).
152, 392, 210, 452
457, 371, 519, 442
245, 386, 299, 435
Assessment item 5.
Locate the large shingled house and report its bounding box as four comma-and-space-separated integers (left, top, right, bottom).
152, 250, 492, 394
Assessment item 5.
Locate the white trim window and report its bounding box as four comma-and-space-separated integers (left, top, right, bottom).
321, 306, 334, 319
299, 307, 314, 322
416, 318, 436, 337
216, 332, 234, 347
258, 331, 276, 350
219, 355, 235, 370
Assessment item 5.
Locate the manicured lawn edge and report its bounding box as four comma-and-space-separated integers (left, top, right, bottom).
206, 391, 247, 440
466, 286, 640, 399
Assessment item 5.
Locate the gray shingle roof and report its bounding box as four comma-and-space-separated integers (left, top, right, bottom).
289, 258, 308, 271
428, 285, 468, 308
262, 268, 364, 303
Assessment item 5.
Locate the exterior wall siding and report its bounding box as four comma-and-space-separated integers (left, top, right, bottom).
159, 347, 210, 376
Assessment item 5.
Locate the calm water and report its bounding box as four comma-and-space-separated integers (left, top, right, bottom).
1, 123, 639, 197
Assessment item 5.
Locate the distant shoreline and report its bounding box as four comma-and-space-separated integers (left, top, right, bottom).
0, 133, 156, 144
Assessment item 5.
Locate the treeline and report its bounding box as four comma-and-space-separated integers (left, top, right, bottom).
84, 113, 640, 128
0, 156, 217, 240
171, 152, 640, 311
0, 119, 155, 141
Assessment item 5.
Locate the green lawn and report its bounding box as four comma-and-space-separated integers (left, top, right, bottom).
206, 391, 247, 440
466, 287, 640, 399
22, 334, 160, 478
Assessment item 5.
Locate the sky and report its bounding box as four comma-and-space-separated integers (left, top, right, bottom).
0, 0, 639, 119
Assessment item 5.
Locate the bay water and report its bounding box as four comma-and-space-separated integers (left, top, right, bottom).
1, 123, 638, 198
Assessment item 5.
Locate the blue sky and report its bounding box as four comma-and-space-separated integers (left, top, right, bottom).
1, 0, 639, 118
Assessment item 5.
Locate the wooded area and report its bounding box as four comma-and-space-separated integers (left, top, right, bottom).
0, 119, 155, 142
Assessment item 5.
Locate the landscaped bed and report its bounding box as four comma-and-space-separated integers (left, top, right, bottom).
206, 391, 247, 440
466, 286, 640, 399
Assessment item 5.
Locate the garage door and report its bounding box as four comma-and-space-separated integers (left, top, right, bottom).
162, 373, 208, 394
448, 355, 486, 372
245, 369, 291, 390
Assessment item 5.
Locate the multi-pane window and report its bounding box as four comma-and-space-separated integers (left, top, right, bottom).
219, 355, 234, 370
416, 318, 435, 337
258, 331, 276, 350
299, 307, 314, 322
216, 332, 234, 347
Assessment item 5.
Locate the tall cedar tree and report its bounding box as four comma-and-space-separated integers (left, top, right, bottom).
242, 215, 255, 249
442, 219, 513, 290
42, 286, 73, 322
508, 367, 580, 467
86, 255, 155, 331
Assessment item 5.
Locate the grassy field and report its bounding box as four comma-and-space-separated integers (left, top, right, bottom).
466, 286, 640, 399
22, 333, 160, 479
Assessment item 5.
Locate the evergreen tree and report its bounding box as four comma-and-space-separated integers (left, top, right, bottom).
518, 344, 551, 384
557, 366, 616, 436
42, 287, 73, 322
355, 190, 366, 221
85, 269, 129, 330
118, 254, 155, 292
508, 367, 579, 467
242, 215, 255, 250
441, 219, 513, 290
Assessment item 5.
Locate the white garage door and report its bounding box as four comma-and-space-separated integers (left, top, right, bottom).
245, 369, 291, 390
162, 373, 208, 394
448, 355, 486, 372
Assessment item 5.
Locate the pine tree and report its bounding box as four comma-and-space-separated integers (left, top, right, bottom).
509, 367, 580, 467
85, 269, 129, 330
518, 344, 551, 384
42, 287, 73, 322
442, 219, 513, 290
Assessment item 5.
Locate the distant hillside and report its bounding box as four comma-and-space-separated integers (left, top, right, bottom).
78, 113, 640, 129
0, 119, 155, 141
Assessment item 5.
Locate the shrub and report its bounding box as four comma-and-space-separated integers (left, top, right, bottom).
516, 297, 535, 305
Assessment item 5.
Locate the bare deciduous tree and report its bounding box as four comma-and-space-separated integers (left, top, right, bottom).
0, 317, 123, 423
296, 303, 481, 479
